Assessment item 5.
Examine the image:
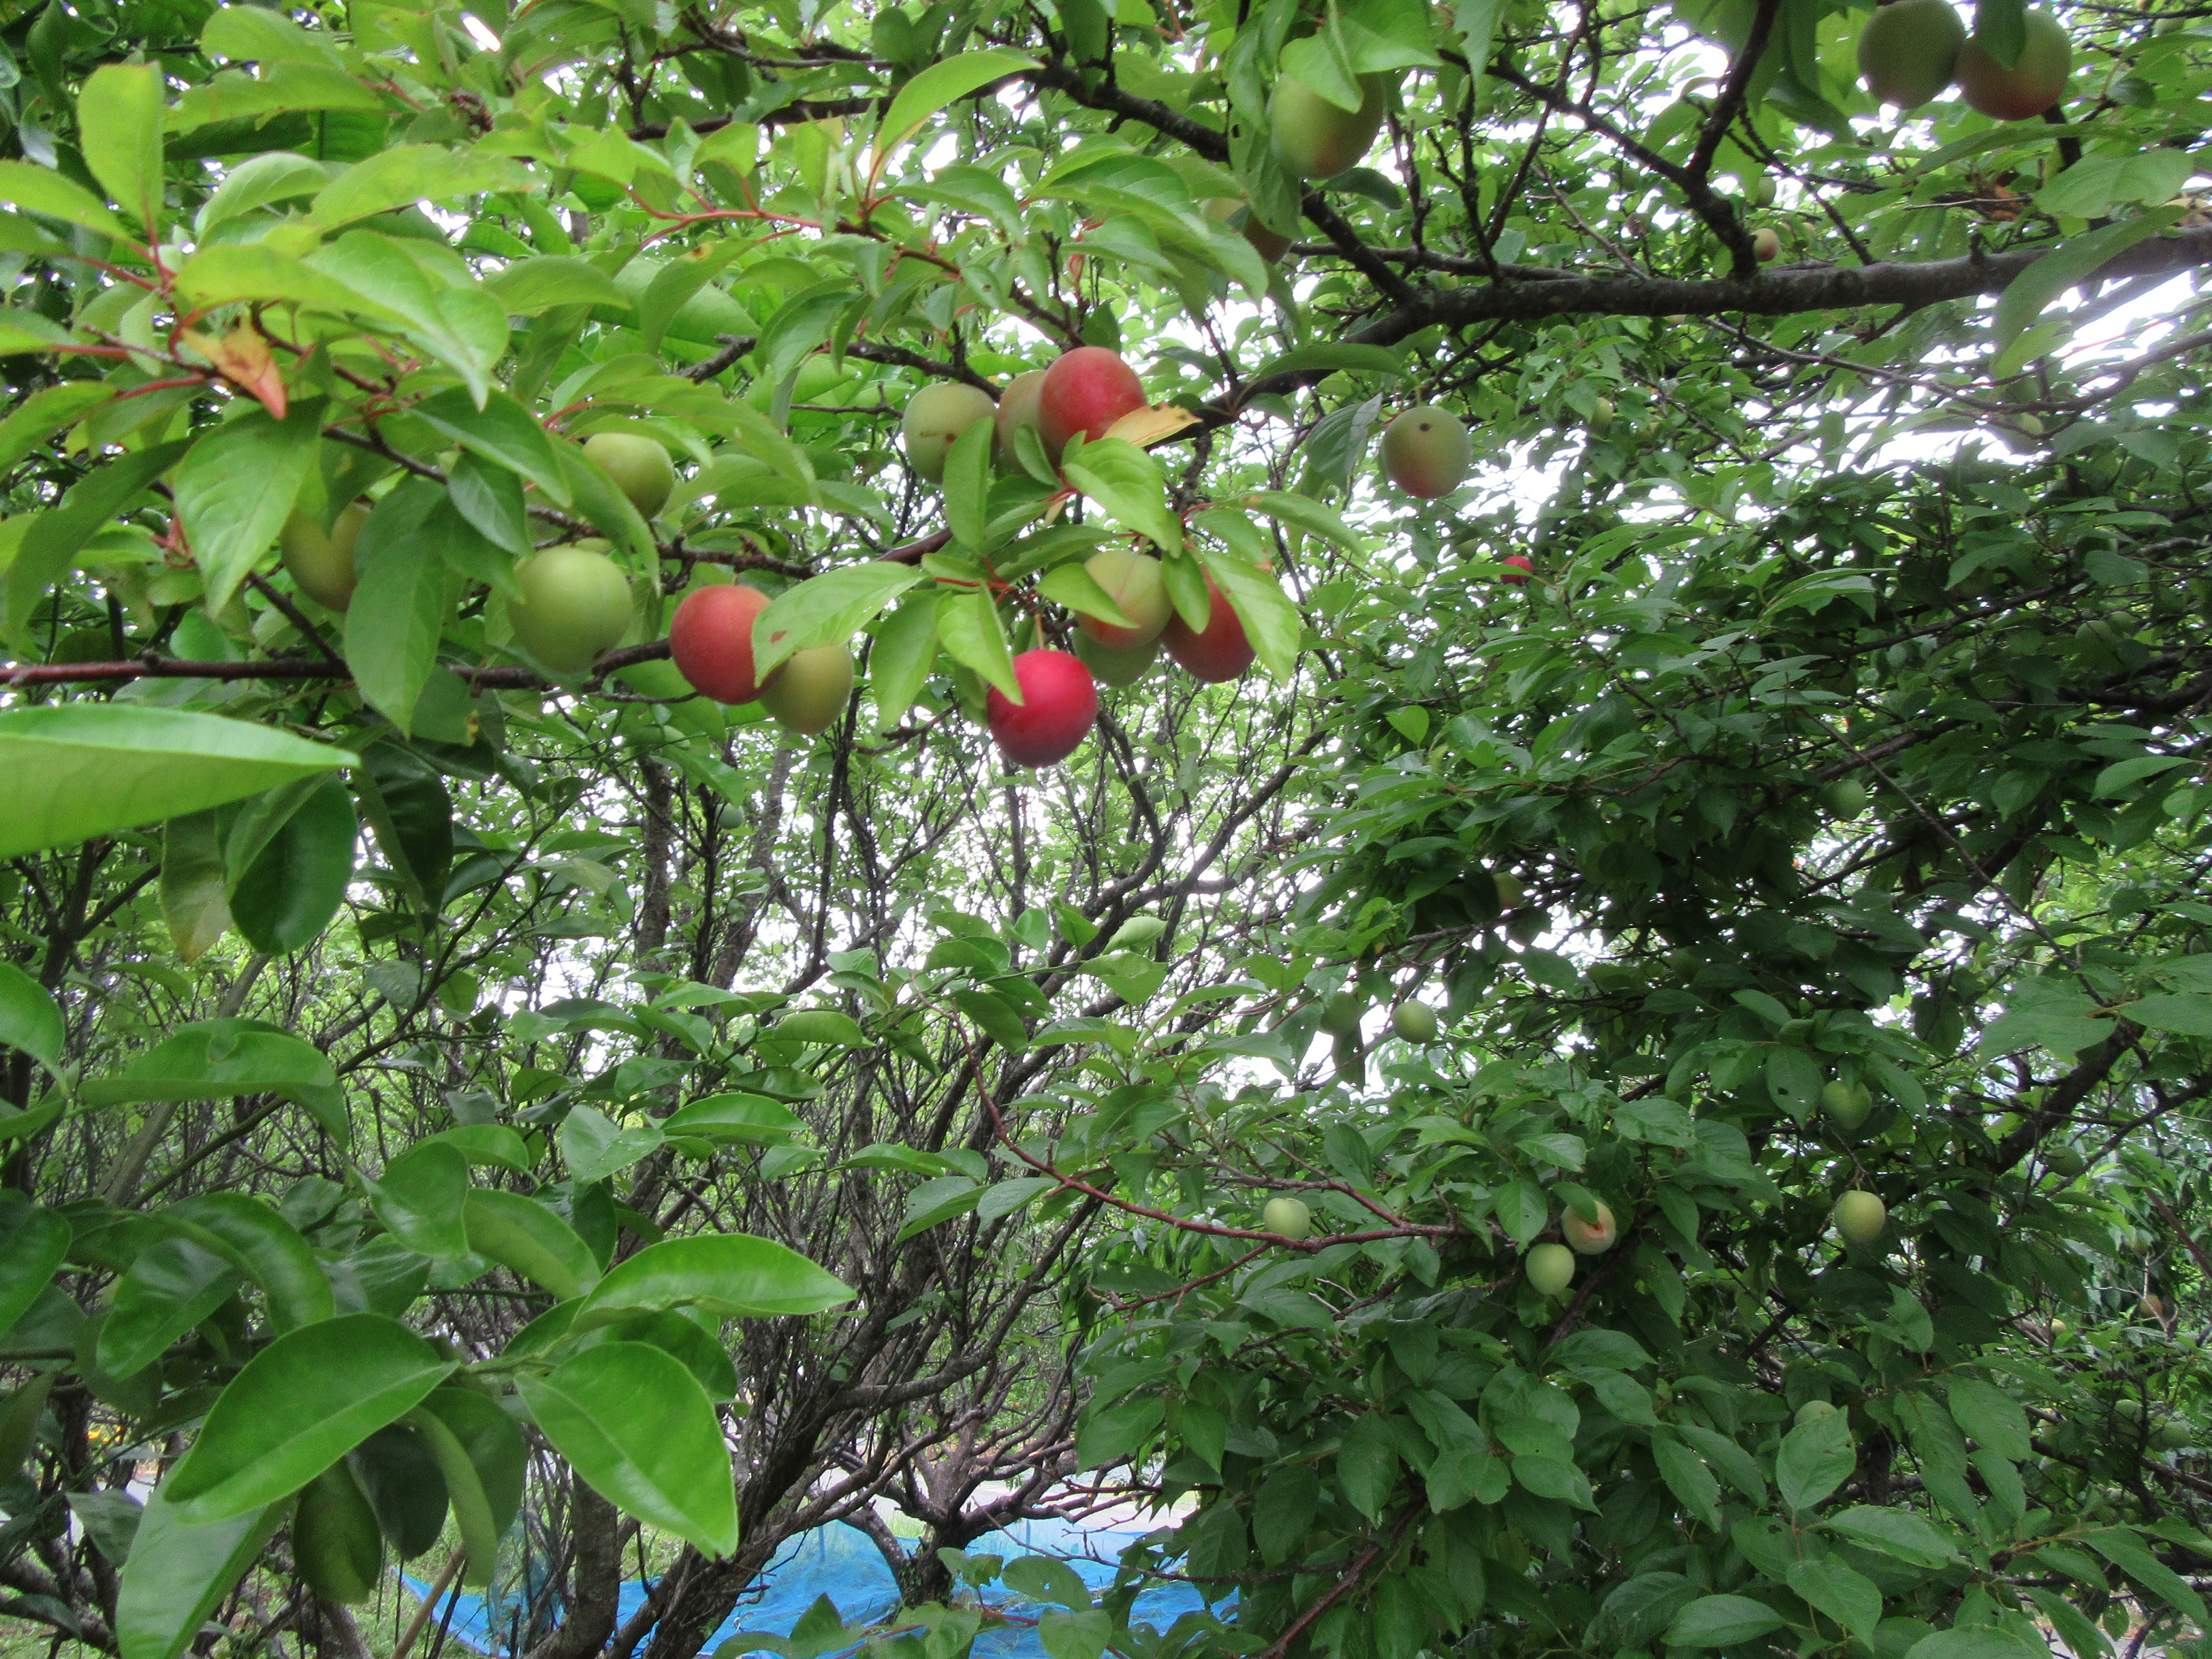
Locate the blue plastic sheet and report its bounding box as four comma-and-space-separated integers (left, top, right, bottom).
402, 1516, 1219, 1656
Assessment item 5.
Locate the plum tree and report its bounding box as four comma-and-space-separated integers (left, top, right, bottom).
759, 643, 854, 734
1161, 575, 1256, 682
670, 583, 774, 704
1076, 548, 1172, 649
994, 370, 1049, 468
1204, 197, 1292, 262
510, 544, 634, 674
1390, 1001, 1437, 1043
1038, 348, 1146, 455
1263, 1196, 1312, 1240
1379, 405, 1473, 498
1526, 1243, 1575, 1296
985, 650, 1099, 768
583, 431, 676, 520
1751, 227, 1781, 263
1956, 9, 2071, 117
1073, 630, 1159, 687
1857, 0, 1968, 107
1268, 73, 1388, 180
1834, 1190, 1888, 1246
1561, 1200, 1619, 1254
279, 502, 368, 612
901, 383, 998, 484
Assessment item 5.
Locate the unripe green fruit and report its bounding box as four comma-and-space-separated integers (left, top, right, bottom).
1391, 1001, 1438, 1043
1493, 870, 1524, 910
1319, 991, 1365, 1037
1857, 0, 1967, 108
2043, 1143, 2087, 1177
1077, 547, 1173, 648
1072, 629, 1159, 687
279, 502, 369, 612
1589, 398, 1615, 437
1794, 1399, 1839, 1427
1380, 404, 1473, 499
1956, 9, 2071, 119
1562, 1199, 1618, 1254
901, 382, 997, 485
1820, 778, 1869, 817
2155, 1421, 2190, 1450
1268, 73, 1389, 180
759, 642, 854, 735
1748, 173, 1777, 207
1822, 1080, 1872, 1131
583, 431, 676, 520
1833, 1190, 1887, 1246
294, 1462, 383, 1605
994, 370, 1051, 469
1204, 197, 1293, 262
749, 353, 852, 412
1526, 1242, 1575, 1296
510, 545, 634, 674
1263, 1196, 1312, 1239
1751, 227, 1781, 263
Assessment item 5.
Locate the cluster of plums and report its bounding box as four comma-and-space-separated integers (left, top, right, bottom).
1857, 0, 2072, 116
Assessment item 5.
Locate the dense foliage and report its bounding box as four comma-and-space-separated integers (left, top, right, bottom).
0, 0, 2207, 1653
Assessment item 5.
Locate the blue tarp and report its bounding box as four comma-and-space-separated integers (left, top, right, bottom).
403, 1515, 1219, 1656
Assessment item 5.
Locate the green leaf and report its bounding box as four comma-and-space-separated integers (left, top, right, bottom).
866, 595, 941, 732
165, 1193, 335, 1332
369, 1141, 471, 1259
1004, 1554, 1092, 1609
1200, 549, 1301, 680
876, 49, 1040, 163
570, 1234, 853, 1330
175, 399, 325, 611
115, 1482, 286, 1659
1038, 1608, 1111, 1659
1945, 1377, 2030, 1461
1650, 1429, 1721, 1528
0, 961, 63, 1072
977, 1176, 1055, 1223
560, 1104, 666, 1184
161, 812, 232, 964
229, 773, 357, 955
345, 482, 449, 734
462, 1189, 600, 1299
6, 438, 192, 648
1765, 1045, 1823, 1118
0, 1200, 71, 1336
306, 145, 533, 231
1823, 1505, 1960, 1568
1787, 1558, 1880, 1639
403, 1399, 504, 1585
1062, 439, 1183, 554
2125, 992, 2212, 1037
1970, 0, 2025, 67
1664, 1594, 1787, 1647
935, 585, 1023, 702
896, 1175, 983, 1241
1902, 1628, 2047, 1659
99, 1237, 243, 1378
517, 1341, 741, 1557
0, 159, 129, 238
81, 1019, 347, 1145
427, 1124, 532, 1172
0, 382, 116, 474
77, 63, 166, 233
661, 1094, 805, 1145
0, 704, 355, 861
1251, 343, 1405, 381
167, 1312, 456, 1521
754, 563, 925, 681
1776, 1406, 1855, 1511
411, 387, 574, 507
2084, 1526, 2210, 1625
1991, 211, 2182, 373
